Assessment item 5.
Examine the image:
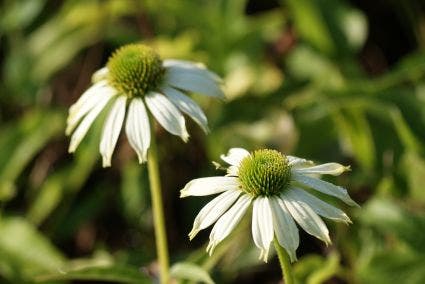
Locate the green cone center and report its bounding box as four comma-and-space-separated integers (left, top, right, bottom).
238, 149, 291, 197
107, 44, 164, 98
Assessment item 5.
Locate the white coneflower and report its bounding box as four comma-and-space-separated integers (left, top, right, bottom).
181, 148, 358, 263
66, 44, 223, 167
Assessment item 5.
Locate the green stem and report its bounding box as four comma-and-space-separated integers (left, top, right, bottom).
274, 238, 294, 284
147, 128, 170, 284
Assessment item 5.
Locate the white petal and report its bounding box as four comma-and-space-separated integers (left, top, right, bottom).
66, 81, 112, 135
252, 197, 274, 262
269, 197, 299, 262
226, 165, 239, 176
161, 86, 209, 133
68, 91, 114, 153
188, 189, 241, 240
99, 96, 127, 167
125, 98, 151, 163
163, 59, 222, 83
145, 92, 189, 141
92, 67, 109, 83
68, 81, 108, 116
283, 194, 331, 244
294, 163, 350, 176
207, 194, 252, 255
286, 188, 351, 224
220, 148, 251, 166
180, 176, 240, 197
164, 67, 224, 99
292, 173, 359, 207
287, 155, 314, 169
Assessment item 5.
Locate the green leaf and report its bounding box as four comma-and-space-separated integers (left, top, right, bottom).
36, 265, 151, 283
332, 108, 376, 170
0, 0, 47, 31
27, 114, 102, 225
401, 152, 425, 201
358, 250, 425, 284
170, 262, 215, 284
0, 109, 64, 197
285, 0, 335, 55
0, 216, 66, 280
359, 198, 425, 253
294, 252, 342, 284
286, 45, 342, 85
390, 108, 422, 153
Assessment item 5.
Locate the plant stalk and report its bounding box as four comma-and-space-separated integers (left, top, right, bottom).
274, 238, 294, 284
147, 127, 170, 284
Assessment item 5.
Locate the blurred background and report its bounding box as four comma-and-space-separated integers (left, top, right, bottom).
1, 0, 425, 283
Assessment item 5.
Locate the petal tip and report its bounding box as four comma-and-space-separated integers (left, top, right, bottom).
206, 241, 217, 256
345, 165, 352, 171
102, 157, 112, 168
188, 228, 199, 240
136, 153, 148, 164
180, 190, 188, 198
68, 144, 76, 153
348, 199, 361, 208
182, 133, 190, 143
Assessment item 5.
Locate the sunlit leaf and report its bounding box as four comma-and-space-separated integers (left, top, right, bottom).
332, 108, 376, 170
294, 252, 342, 284
0, 110, 64, 198
358, 250, 425, 284
36, 265, 151, 283
0, 217, 65, 279
170, 262, 215, 284
401, 152, 425, 201
359, 198, 425, 253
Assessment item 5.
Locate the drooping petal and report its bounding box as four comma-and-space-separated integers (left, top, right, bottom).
251, 197, 274, 262
220, 148, 250, 166
66, 81, 112, 135
292, 173, 359, 207
180, 176, 241, 197
287, 155, 314, 169
99, 96, 127, 167
68, 81, 108, 116
283, 194, 331, 244
163, 59, 222, 83
164, 66, 225, 99
68, 91, 114, 153
125, 98, 151, 163
162, 59, 220, 78
269, 197, 299, 262
189, 189, 241, 240
91, 67, 109, 83
286, 188, 351, 224
161, 86, 209, 133
145, 92, 189, 141
207, 194, 252, 255
294, 163, 350, 176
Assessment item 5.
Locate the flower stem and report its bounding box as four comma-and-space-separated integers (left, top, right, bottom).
147, 128, 170, 284
274, 238, 294, 284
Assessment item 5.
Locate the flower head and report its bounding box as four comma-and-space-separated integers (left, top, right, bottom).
66, 44, 224, 167
181, 148, 358, 263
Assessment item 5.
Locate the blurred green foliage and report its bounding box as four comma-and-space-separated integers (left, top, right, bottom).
0, 0, 425, 283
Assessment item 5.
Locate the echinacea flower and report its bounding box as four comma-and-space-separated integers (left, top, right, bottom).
181, 148, 358, 262
66, 44, 223, 167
